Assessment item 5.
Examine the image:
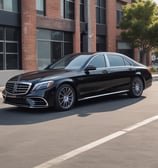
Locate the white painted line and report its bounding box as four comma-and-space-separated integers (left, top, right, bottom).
123, 115, 158, 132
34, 131, 126, 168
33, 115, 158, 168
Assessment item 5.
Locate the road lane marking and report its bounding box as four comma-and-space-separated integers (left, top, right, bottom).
33, 115, 158, 168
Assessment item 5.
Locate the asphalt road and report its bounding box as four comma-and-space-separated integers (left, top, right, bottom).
0, 81, 158, 168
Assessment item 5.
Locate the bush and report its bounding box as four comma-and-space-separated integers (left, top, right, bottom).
149, 66, 158, 72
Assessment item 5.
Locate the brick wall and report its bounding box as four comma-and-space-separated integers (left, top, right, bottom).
106, 0, 117, 52
21, 0, 37, 71
46, 0, 60, 19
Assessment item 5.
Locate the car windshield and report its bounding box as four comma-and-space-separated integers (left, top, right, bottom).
46, 54, 92, 70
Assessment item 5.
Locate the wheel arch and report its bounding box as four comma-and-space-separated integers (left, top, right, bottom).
55, 79, 78, 101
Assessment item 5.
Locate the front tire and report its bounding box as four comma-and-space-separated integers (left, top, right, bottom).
128, 77, 144, 98
55, 84, 76, 111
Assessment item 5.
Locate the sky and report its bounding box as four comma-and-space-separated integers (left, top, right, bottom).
153, 0, 158, 4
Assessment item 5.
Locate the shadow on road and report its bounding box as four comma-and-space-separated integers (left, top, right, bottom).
0, 95, 145, 125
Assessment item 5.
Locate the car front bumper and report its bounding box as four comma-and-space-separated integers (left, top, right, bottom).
2, 89, 55, 108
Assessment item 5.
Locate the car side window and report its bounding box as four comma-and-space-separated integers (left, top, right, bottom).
88, 55, 106, 68
107, 54, 125, 67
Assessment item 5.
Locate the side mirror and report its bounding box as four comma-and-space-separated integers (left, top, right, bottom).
85, 65, 96, 74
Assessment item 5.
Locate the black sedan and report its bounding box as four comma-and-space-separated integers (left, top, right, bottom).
2, 52, 152, 111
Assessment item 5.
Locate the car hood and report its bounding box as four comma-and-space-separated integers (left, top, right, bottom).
8, 69, 76, 83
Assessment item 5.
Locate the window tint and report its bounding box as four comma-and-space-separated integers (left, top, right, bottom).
88, 55, 106, 68
107, 54, 125, 66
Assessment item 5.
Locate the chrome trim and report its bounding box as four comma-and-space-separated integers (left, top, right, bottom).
78, 90, 129, 101
5, 81, 32, 95
26, 97, 49, 108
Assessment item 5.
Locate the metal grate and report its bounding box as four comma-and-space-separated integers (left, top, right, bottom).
6, 81, 32, 95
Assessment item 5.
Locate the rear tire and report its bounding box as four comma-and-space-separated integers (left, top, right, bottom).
55, 84, 75, 111
128, 77, 144, 98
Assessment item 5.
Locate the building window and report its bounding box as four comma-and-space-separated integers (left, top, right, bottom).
117, 2, 124, 26
37, 29, 73, 69
96, 36, 106, 51
96, 0, 106, 24
0, 27, 19, 70
36, 0, 45, 15
63, 0, 74, 20
0, 0, 19, 13
80, 0, 84, 22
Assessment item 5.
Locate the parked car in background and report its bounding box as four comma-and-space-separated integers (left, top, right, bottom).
2, 52, 152, 111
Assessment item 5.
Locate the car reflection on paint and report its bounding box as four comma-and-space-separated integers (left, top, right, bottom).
2, 52, 152, 111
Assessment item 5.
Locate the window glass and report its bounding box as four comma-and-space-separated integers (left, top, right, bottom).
0, 42, 3, 52
0, 0, 2, 10
64, 32, 73, 41
6, 43, 17, 52
37, 29, 51, 40
0, 27, 19, 70
117, 1, 123, 26
96, 0, 105, 24
88, 55, 106, 68
0, 28, 4, 40
80, 0, 84, 22
100, 8, 105, 24
0, 54, 3, 69
37, 41, 51, 69
64, 43, 73, 55
4, 0, 13, 11
63, 0, 74, 20
65, 55, 91, 70
51, 42, 62, 63
52, 31, 63, 41
107, 54, 125, 66
96, 36, 106, 51
6, 54, 18, 69
6, 28, 18, 41
124, 58, 132, 66
36, 0, 45, 15
12, 0, 18, 12
37, 29, 73, 69
100, 0, 105, 7
0, 0, 18, 12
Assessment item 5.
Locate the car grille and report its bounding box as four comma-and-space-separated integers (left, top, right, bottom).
6, 81, 32, 95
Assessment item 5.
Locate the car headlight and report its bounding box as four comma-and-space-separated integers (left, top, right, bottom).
32, 81, 54, 91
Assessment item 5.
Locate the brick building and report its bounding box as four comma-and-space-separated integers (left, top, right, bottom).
0, 0, 135, 73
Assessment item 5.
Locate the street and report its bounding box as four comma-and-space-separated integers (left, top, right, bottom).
0, 81, 158, 168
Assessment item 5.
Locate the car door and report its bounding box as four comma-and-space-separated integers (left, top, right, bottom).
105, 53, 133, 92
77, 54, 109, 99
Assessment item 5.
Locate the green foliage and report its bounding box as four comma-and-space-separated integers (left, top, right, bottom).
120, 0, 158, 54
149, 66, 158, 72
